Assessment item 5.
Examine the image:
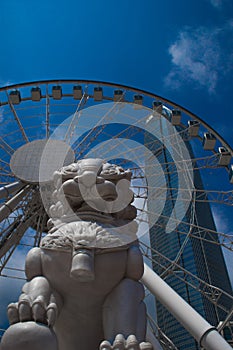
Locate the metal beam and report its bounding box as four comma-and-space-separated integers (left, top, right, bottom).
64, 87, 89, 143
0, 214, 33, 258
45, 84, 50, 139
0, 137, 14, 156
0, 181, 24, 199
146, 326, 163, 350
141, 263, 232, 350
6, 92, 29, 143
0, 185, 31, 223
140, 241, 233, 315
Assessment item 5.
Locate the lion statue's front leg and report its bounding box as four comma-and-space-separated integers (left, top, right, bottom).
1, 248, 62, 350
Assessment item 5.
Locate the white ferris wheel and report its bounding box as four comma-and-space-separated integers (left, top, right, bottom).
0, 80, 232, 349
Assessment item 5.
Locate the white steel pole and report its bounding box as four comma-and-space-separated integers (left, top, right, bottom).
0, 181, 24, 199
0, 185, 31, 223
141, 263, 232, 350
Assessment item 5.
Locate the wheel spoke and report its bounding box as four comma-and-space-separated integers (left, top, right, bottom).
6, 91, 29, 143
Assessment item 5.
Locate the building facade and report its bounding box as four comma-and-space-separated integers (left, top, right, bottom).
146, 114, 232, 349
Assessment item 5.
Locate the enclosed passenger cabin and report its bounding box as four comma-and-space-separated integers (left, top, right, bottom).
188, 120, 200, 137
202, 132, 216, 150
94, 87, 103, 101
114, 89, 124, 102
52, 86, 62, 100
73, 85, 83, 100
31, 87, 41, 101
9, 90, 21, 104
218, 147, 231, 166
133, 94, 143, 105
171, 109, 181, 126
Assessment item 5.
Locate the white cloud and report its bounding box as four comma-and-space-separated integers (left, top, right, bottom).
209, 0, 222, 8
208, 0, 231, 9
212, 207, 231, 234
0, 80, 14, 88
165, 22, 233, 94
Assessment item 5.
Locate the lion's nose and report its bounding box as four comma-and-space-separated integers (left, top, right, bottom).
74, 171, 97, 187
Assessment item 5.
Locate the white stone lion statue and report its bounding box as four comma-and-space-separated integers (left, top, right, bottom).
1, 159, 152, 350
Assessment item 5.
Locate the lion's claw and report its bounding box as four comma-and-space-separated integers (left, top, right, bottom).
99, 335, 153, 350
18, 299, 31, 322
7, 303, 19, 325
47, 303, 58, 327
7, 297, 59, 327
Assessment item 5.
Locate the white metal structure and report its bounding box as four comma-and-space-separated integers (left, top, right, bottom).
0, 80, 232, 349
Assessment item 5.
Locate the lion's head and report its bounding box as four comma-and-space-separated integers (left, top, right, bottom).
48, 159, 137, 230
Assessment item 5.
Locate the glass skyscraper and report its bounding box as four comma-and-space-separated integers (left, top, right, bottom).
146, 113, 232, 349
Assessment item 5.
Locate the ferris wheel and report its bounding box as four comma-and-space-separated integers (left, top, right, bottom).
0, 80, 232, 349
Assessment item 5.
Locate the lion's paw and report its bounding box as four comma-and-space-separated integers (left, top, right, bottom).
8, 297, 58, 327
99, 334, 153, 350
7, 277, 63, 327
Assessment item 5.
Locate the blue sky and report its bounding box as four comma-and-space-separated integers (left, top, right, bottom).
0, 0, 233, 149
0, 0, 232, 338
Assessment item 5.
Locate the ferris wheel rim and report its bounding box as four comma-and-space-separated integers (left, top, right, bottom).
0, 78, 232, 155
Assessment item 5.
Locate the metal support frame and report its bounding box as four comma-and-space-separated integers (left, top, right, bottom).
0, 137, 14, 156
141, 263, 232, 350
45, 84, 50, 139
6, 92, 29, 143
64, 87, 89, 143
0, 181, 24, 199
0, 185, 30, 223
146, 326, 164, 350
0, 213, 35, 258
